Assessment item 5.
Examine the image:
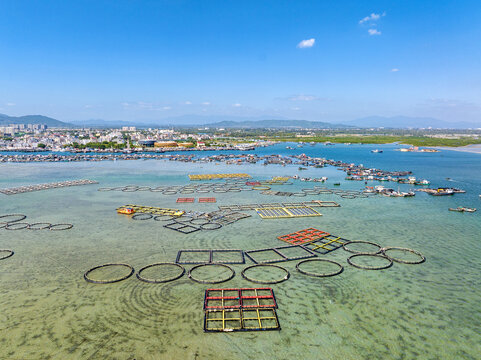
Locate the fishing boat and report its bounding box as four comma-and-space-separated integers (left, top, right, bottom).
371, 149, 383, 153
449, 207, 476, 213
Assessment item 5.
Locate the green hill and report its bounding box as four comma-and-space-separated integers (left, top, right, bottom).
0, 114, 72, 127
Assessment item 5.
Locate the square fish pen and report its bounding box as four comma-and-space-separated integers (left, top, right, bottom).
203, 287, 281, 332
254, 206, 322, 219
277, 228, 331, 245
204, 308, 281, 332
204, 288, 277, 310
245, 245, 316, 264
301, 235, 350, 254
176, 249, 245, 265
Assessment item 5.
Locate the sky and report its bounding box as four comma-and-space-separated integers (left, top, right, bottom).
1, 0, 480, 124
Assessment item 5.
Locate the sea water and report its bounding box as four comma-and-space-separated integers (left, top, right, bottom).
0, 143, 480, 359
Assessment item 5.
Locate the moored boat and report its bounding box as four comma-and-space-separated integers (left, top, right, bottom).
449, 207, 476, 213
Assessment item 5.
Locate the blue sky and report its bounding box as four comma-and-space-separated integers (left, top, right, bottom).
1, 0, 480, 123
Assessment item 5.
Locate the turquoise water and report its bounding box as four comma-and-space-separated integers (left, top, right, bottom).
0, 143, 480, 359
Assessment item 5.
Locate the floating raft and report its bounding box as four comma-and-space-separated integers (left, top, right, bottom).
218, 201, 339, 212
0, 179, 98, 195
119, 204, 184, 216
255, 206, 321, 219
189, 173, 251, 181
277, 228, 330, 245
271, 177, 290, 182
176, 198, 195, 203
199, 197, 216, 203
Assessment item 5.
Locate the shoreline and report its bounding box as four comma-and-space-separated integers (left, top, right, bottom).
433, 144, 481, 154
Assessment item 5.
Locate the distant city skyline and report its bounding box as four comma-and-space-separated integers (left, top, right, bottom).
1, 0, 480, 123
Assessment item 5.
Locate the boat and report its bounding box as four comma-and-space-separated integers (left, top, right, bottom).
286, 146, 294, 149
371, 149, 383, 153
298, 167, 307, 170
117, 207, 135, 215
449, 207, 476, 213
333, 182, 341, 186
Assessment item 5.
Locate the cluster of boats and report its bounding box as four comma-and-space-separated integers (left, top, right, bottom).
364, 186, 416, 197
346, 174, 430, 185
292, 175, 328, 182
417, 187, 466, 196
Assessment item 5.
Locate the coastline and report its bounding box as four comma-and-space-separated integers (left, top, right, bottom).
433, 144, 481, 154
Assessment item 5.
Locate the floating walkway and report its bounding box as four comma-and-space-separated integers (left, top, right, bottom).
118, 205, 185, 216
0, 179, 98, 195
189, 173, 251, 181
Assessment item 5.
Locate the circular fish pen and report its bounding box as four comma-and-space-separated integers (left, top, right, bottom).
4, 222, 29, 230
84, 263, 135, 284
0, 214, 27, 224
154, 214, 177, 222
241, 264, 290, 284
343, 241, 383, 255
381, 247, 426, 264
347, 254, 393, 270
49, 224, 74, 231
136, 263, 185, 283
200, 223, 222, 230
27, 223, 52, 230
132, 213, 153, 221
0, 249, 14, 261
296, 259, 344, 277
252, 186, 271, 191
188, 264, 235, 284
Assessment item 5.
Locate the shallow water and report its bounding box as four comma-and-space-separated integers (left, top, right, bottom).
1, 144, 480, 359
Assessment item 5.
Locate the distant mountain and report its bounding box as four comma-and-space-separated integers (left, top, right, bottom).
155, 115, 291, 126
0, 114, 71, 127
71, 115, 293, 128
203, 119, 350, 129
345, 116, 481, 129
70, 119, 144, 128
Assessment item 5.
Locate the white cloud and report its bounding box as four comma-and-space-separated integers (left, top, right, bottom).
289, 94, 318, 101
184, 101, 192, 105
297, 38, 315, 48
232, 103, 242, 107
360, 12, 385, 24
291, 107, 301, 111
84, 104, 93, 108
201, 102, 211, 106
368, 29, 381, 36
391, 68, 399, 72
162, 106, 171, 110
6, 102, 15, 106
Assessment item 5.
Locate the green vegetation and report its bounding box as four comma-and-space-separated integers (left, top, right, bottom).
37, 143, 46, 148
262, 135, 481, 147
69, 141, 126, 150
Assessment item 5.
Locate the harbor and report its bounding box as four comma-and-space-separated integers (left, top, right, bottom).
1, 142, 480, 359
